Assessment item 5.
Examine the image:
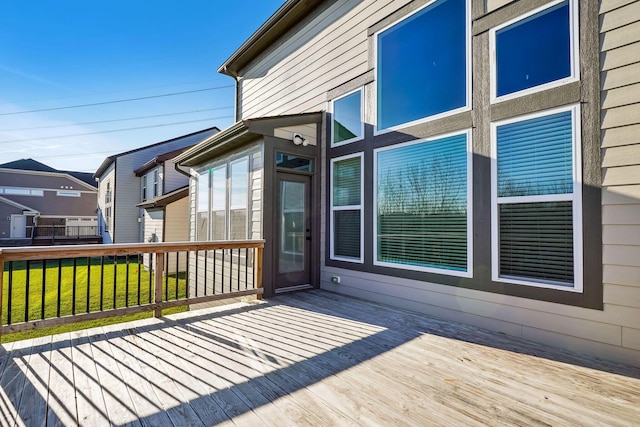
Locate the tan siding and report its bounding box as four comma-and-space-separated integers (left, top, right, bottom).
601, 82, 640, 109
602, 165, 640, 186
603, 265, 640, 286
602, 145, 640, 168
602, 204, 640, 224
600, 0, 638, 14
604, 224, 640, 245
600, 41, 640, 71
602, 123, 640, 147
601, 103, 640, 129
622, 327, 640, 350
603, 244, 640, 266
601, 62, 640, 91
165, 197, 189, 242
600, 19, 640, 51
600, 1, 640, 31
604, 284, 640, 306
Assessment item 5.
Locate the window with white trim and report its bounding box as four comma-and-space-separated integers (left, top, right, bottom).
491, 0, 578, 102
229, 158, 248, 240
57, 190, 80, 197
375, 131, 472, 275
331, 89, 363, 146
330, 153, 363, 262
211, 165, 227, 240
196, 170, 209, 241
491, 105, 582, 290
376, 0, 469, 131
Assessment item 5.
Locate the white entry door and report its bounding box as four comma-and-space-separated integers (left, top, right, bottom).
10, 215, 27, 238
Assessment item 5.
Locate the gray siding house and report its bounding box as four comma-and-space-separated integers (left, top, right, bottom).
94, 127, 219, 243
0, 159, 98, 245
178, 0, 640, 367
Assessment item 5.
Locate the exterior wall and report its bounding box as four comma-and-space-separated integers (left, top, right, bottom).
97, 163, 116, 244
142, 209, 164, 268
165, 197, 189, 242
600, 0, 640, 362
0, 201, 25, 239
233, 0, 640, 366
163, 158, 189, 194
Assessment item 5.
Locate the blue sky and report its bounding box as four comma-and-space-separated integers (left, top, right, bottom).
0, 1, 284, 172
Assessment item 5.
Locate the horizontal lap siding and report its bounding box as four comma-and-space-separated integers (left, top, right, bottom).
239, 0, 404, 118
601, 0, 640, 360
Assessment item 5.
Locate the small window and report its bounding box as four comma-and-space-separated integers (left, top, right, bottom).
153, 169, 159, 198
491, 0, 577, 101
375, 131, 471, 275
141, 175, 147, 201
276, 153, 313, 171
330, 153, 363, 262
376, 0, 469, 131
57, 190, 80, 197
211, 165, 227, 240
492, 105, 581, 290
196, 170, 210, 241
332, 89, 363, 146
4, 188, 32, 196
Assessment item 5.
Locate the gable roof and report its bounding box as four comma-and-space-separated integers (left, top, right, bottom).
0, 159, 97, 188
219, 0, 325, 77
0, 196, 39, 213
0, 158, 58, 173
133, 145, 195, 177
94, 126, 220, 178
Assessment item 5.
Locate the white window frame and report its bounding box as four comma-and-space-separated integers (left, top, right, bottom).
56, 190, 80, 197
331, 88, 364, 147
489, 0, 579, 104
373, 129, 473, 277
196, 170, 210, 241
373, 0, 471, 135
490, 104, 583, 291
330, 152, 364, 263
229, 156, 250, 240
210, 163, 228, 241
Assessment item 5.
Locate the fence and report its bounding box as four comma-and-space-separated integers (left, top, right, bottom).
0, 240, 264, 336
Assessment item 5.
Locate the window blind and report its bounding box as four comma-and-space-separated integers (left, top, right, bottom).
332, 156, 362, 260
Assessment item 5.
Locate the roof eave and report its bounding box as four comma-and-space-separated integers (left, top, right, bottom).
218, 0, 324, 77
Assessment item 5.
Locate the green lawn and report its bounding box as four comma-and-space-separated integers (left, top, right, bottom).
1, 257, 188, 343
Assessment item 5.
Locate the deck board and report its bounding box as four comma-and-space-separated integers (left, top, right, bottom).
0, 290, 639, 426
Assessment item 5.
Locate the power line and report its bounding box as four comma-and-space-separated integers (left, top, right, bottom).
0, 106, 233, 132
0, 115, 233, 144
0, 85, 234, 116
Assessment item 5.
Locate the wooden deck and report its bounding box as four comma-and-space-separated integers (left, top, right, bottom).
0, 290, 638, 426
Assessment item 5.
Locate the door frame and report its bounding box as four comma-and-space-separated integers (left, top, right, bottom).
262, 138, 320, 297
10, 214, 27, 238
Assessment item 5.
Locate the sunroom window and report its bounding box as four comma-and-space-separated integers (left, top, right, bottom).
211, 165, 227, 240
492, 106, 581, 289
376, 0, 468, 131
332, 89, 363, 146
230, 158, 248, 240
492, 0, 576, 100
196, 170, 209, 241
331, 154, 363, 262
375, 132, 471, 275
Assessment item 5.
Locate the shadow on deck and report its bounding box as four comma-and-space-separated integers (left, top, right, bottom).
0, 290, 639, 426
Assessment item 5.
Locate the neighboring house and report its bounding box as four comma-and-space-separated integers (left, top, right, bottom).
0, 159, 98, 245
177, 0, 640, 367
94, 127, 219, 244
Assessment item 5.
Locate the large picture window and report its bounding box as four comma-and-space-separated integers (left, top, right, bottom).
491, 106, 582, 290
376, 0, 469, 131
332, 89, 363, 146
491, 0, 577, 101
375, 131, 471, 275
330, 153, 363, 262
196, 170, 209, 241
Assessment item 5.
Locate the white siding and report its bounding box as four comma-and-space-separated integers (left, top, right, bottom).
97, 163, 115, 243
234, 0, 640, 366
163, 158, 189, 193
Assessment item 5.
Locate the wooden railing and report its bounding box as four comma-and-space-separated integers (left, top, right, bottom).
0, 240, 264, 336
33, 225, 99, 238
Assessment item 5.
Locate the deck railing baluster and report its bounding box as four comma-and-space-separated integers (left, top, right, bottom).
212, 249, 216, 295
137, 255, 142, 306
194, 250, 199, 297
86, 257, 91, 313
100, 256, 105, 311
72, 258, 77, 315
112, 256, 117, 309
125, 256, 130, 307
41, 260, 47, 320
56, 259, 62, 318
7, 261, 12, 325
25, 260, 30, 322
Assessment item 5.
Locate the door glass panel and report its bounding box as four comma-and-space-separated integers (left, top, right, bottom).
279, 181, 305, 273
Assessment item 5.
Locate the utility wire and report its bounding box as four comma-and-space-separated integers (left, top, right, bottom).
0, 116, 233, 144
0, 106, 233, 132
0, 85, 233, 116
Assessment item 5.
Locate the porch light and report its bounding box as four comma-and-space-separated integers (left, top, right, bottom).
292, 133, 307, 146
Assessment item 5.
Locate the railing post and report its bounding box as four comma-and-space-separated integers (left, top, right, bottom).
0, 256, 4, 339
154, 252, 164, 317
255, 246, 263, 300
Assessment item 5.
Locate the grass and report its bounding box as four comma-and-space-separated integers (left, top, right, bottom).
1, 257, 188, 343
